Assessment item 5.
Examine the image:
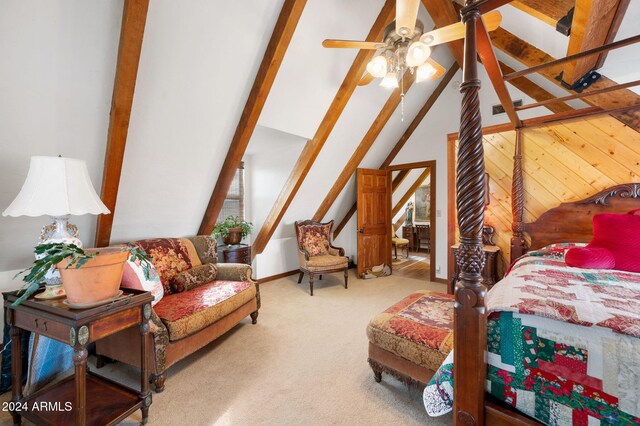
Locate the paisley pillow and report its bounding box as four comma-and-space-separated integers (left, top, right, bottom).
168, 263, 218, 293
301, 230, 330, 257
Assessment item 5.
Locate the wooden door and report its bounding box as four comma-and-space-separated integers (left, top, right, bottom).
356, 168, 391, 276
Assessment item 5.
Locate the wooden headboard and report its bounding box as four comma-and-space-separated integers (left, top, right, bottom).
514, 183, 640, 257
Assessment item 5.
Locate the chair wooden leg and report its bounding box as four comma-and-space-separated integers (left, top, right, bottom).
394, 244, 398, 259
297, 271, 304, 283
309, 272, 314, 296
405, 245, 410, 258
344, 268, 348, 289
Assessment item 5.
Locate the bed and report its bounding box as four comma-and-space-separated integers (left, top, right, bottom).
450, 1, 640, 423
425, 240, 640, 424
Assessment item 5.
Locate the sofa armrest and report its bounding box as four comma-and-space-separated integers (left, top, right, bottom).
217, 263, 253, 282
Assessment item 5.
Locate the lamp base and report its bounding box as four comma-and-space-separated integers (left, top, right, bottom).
34, 284, 66, 300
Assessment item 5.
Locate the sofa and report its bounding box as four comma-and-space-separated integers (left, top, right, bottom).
96, 236, 259, 392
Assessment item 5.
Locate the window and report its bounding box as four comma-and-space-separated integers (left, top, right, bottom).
217, 162, 245, 221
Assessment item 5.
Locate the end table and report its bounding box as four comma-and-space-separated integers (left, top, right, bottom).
450, 244, 501, 293
3, 288, 153, 426
218, 244, 251, 265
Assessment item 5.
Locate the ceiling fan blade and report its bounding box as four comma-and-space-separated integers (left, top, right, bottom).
358, 72, 375, 86
420, 11, 502, 46
426, 58, 446, 79
396, 0, 420, 38
322, 39, 386, 49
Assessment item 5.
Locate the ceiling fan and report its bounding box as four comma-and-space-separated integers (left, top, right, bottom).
322, 0, 502, 88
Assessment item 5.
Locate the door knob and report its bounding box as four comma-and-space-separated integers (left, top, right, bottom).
358, 229, 364, 233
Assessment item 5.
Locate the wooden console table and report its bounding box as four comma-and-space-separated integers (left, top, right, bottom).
3, 288, 153, 426
218, 244, 251, 265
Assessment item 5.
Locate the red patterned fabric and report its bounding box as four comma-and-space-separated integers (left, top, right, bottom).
588, 209, 640, 272
367, 291, 454, 371
153, 280, 256, 341
134, 238, 200, 294
154, 280, 252, 322
565, 246, 615, 269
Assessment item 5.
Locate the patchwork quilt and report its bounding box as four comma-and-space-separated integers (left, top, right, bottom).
424, 244, 640, 424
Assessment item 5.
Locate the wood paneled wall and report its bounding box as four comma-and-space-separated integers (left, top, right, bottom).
458, 116, 640, 277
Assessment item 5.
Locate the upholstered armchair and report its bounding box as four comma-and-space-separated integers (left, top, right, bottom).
391, 225, 409, 259
294, 220, 349, 296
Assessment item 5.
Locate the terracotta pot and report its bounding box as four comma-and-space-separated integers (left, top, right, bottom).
222, 227, 243, 245
57, 248, 129, 305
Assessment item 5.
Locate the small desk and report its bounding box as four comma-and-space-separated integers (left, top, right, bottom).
402, 225, 430, 252
3, 288, 153, 426
450, 244, 501, 293
218, 244, 251, 265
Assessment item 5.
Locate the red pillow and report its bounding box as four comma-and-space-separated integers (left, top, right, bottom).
565, 247, 615, 269
573, 209, 640, 272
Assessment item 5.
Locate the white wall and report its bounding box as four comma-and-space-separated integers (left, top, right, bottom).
0, 1, 122, 272
244, 126, 306, 279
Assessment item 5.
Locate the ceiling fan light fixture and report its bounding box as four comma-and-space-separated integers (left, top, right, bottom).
416, 62, 437, 83
380, 72, 399, 89
366, 55, 388, 78
406, 41, 431, 67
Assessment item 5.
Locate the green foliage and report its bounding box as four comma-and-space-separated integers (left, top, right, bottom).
211, 215, 253, 240
12, 243, 153, 306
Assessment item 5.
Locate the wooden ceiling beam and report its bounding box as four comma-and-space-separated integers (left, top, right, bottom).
517, 78, 640, 112
504, 34, 640, 81
562, 0, 624, 86
392, 168, 431, 216
250, 0, 395, 259
332, 64, 458, 239
499, 62, 573, 113
95, 0, 149, 248
392, 170, 410, 191
198, 0, 307, 235
510, 0, 573, 28
312, 70, 416, 223
595, 0, 630, 68
476, 20, 521, 127
491, 26, 640, 132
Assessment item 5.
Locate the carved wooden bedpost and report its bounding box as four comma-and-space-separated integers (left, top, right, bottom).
454, 1, 487, 425
511, 128, 526, 262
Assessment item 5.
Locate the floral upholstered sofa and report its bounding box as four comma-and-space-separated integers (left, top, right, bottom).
96, 236, 259, 392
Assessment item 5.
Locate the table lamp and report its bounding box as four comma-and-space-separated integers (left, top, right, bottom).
2, 156, 110, 299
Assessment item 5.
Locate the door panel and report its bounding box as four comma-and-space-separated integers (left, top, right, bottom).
357, 168, 391, 276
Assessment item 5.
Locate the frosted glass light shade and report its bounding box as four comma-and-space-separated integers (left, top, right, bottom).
2, 156, 110, 217
406, 42, 431, 67
380, 72, 399, 89
366, 55, 388, 78
416, 62, 437, 83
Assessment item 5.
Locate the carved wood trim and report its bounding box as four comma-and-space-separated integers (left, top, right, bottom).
576, 183, 640, 205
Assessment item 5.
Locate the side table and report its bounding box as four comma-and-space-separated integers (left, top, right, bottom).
450, 244, 501, 293
3, 288, 154, 426
218, 244, 251, 265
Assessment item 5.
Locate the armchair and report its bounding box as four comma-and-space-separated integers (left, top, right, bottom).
294, 220, 349, 296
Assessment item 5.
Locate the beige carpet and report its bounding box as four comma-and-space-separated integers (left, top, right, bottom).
0, 270, 452, 425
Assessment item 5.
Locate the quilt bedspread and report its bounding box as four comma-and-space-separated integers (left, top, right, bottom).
424, 244, 640, 424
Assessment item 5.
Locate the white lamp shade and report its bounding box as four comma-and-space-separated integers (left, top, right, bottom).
366, 55, 388, 78
380, 72, 399, 89
416, 62, 437, 83
2, 156, 110, 217
406, 42, 431, 67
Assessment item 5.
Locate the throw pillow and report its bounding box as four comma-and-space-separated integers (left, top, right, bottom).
168, 263, 218, 293
134, 238, 201, 294
588, 209, 640, 272
120, 256, 164, 306
565, 247, 616, 270
302, 230, 330, 257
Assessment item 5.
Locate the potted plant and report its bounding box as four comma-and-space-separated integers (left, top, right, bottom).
211, 215, 253, 245
13, 243, 152, 307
